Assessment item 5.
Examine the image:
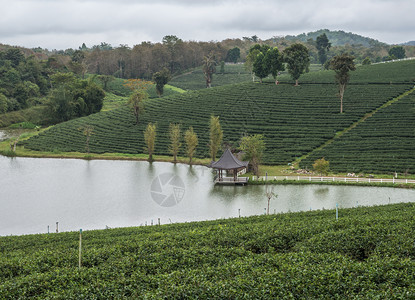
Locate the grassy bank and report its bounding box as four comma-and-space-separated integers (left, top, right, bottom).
1, 203, 415, 298
248, 178, 415, 189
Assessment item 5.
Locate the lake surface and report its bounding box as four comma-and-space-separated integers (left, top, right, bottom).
1, 156, 414, 236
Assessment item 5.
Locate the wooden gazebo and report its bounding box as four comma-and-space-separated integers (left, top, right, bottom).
209, 149, 249, 185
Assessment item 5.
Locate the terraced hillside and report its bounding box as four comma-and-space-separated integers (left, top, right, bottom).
300, 91, 415, 174
22, 82, 411, 165
283, 59, 415, 84
170, 64, 254, 90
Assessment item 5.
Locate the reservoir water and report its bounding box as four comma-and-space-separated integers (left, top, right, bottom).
1, 155, 414, 236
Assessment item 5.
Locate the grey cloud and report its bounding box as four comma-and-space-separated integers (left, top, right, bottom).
0, 0, 413, 49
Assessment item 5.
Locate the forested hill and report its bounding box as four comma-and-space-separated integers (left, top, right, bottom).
284, 29, 386, 47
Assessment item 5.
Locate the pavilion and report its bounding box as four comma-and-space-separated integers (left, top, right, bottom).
209, 149, 249, 185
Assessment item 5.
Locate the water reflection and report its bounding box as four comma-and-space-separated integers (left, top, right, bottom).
1, 155, 414, 236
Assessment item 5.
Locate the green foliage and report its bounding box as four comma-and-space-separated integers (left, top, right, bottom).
96, 75, 115, 91
388, 46, 406, 59
209, 115, 223, 161
219, 61, 225, 74
47, 73, 105, 122
316, 33, 331, 65
0, 93, 7, 113
184, 126, 198, 164
286, 29, 385, 47
283, 43, 311, 85
313, 157, 330, 175
128, 90, 147, 125
0, 49, 52, 112
330, 53, 356, 113
362, 57, 372, 65
265, 47, 285, 83
144, 122, 156, 162
152, 68, 171, 97
0, 105, 51, 127
252, 52, 269, 82
9, 121, 38, 129
168, 123, 182, 162
239, 134, 265, 176
202, 53, 216, 88
225, 47, 241, 63
2, 203, 415, 298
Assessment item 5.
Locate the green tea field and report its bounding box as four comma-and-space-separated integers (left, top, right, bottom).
1, 203, 415, 298
20, 60, 415, 174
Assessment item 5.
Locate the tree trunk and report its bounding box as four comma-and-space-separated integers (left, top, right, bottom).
295, 79, 299, 86
339, 84, 345, 113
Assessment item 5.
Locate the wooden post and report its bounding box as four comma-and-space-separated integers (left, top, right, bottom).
158, 218, 160, 226
79, 229, 82, 269
47, 225, 49, 234
238, 209, 241, 218
56, 222, 59, 233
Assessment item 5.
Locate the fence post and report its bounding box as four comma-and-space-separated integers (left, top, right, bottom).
79, 229, 82, 269
336, 204, 338, 220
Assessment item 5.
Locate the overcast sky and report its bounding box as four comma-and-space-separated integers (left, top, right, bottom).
1, 0, 414, 50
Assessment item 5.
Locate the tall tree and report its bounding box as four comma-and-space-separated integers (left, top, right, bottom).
184, 126, 198, 164
209, 115, 223, 161
124, 79, 152, 124
330, 53, 356, 114
225, 47, 241, 63
202, 53, 216, 88
265, 47, 285, 85
316, 33, 331, 66
239, 134, 265, 177
245, 47, 260, 82
169, 123, 182, 163
283, 43, 310, 86
152, 68, 171, 97
79, 125, 94, 154
388, 46, 406, 59
253, 52, 269, 83
144, 123, 156, 162
246, 44, 270, 82
128, 90, 147, 125
162, 35, 183, 74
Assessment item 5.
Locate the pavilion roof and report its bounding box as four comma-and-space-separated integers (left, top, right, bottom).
209, 148, 249, 170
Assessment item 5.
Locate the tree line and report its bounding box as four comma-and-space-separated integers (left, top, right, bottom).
142, 115, 265, 177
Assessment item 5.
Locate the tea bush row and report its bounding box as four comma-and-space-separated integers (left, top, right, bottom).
301, 92, 415, 174
1, 203, 415, 298
22, 83, 411, 165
